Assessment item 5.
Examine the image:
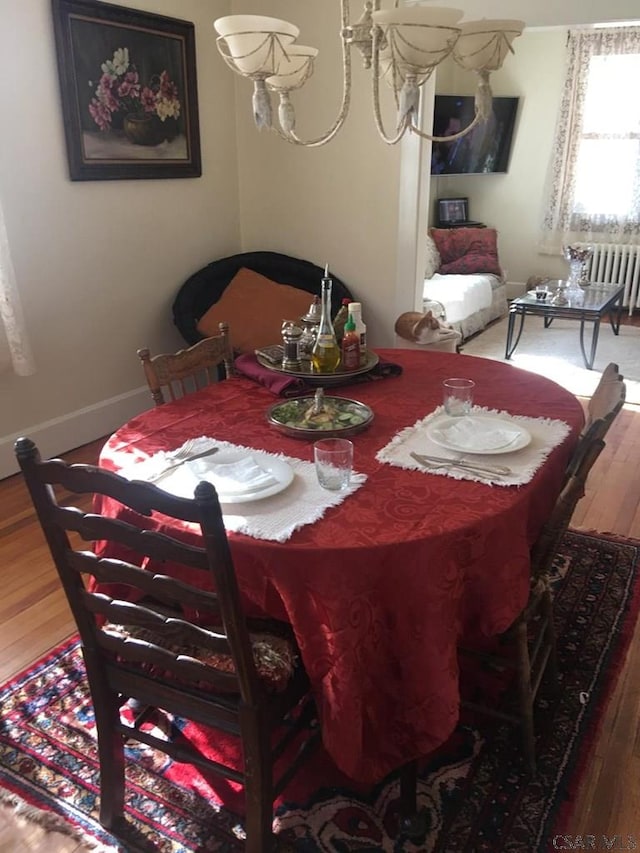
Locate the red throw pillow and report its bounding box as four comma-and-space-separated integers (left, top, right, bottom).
430, 227, 502, 276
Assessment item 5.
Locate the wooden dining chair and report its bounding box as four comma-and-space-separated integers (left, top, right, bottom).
458, 433, 606, 773
138, 320, 234, 406
14, 435, 320, 851
15, 436, 421, 849
586, 362, 624, 425
566, 365, 625, 479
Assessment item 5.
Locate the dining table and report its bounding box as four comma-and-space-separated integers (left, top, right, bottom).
96, 347, 585, 785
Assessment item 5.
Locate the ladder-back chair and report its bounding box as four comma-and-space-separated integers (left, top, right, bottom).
566, 364, 625, 480
15, 436, 319, 851
459, 434, 606, 773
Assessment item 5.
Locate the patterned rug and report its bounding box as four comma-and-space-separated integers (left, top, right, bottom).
1, 529, 639, 853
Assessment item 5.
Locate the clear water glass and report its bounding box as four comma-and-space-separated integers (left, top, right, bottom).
314, 438, 353, 490
443, 378, 475, 417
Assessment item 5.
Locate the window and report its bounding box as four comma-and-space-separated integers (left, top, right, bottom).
541, 27, 640, 252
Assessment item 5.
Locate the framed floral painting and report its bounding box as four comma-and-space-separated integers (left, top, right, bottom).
51, 0, 201, 180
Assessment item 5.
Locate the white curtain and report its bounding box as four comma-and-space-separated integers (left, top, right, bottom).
540, 26, 640, 254
0, 196, 35, 375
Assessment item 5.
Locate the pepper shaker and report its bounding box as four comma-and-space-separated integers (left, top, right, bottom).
281, 320, 303, 370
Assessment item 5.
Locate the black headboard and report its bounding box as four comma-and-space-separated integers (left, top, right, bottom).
173, 251, 353, 346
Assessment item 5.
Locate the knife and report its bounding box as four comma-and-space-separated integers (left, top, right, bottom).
148, 446, 220, 481
410, 451, 511, 477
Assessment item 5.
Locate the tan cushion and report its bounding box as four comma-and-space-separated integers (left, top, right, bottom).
196, 267, 312, 353
105, 623, 298, 693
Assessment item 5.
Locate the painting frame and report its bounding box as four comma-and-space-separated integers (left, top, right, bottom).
51, 0, 202, 181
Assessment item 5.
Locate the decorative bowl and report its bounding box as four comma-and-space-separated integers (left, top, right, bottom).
267, 390, 374, 439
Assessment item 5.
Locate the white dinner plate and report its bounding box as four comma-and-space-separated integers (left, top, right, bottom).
426, 415, 532, 455
208, 449, 295, 504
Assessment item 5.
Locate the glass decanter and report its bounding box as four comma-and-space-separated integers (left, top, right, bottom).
311, 265, 341, 373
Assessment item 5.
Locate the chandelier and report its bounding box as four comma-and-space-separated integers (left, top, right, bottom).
213, 1, 524, 148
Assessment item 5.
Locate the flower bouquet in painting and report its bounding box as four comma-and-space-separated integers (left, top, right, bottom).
88, 48, 182, 146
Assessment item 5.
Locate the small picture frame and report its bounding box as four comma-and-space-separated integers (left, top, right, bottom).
438, 197, 469, 226
51, 0, 202, 181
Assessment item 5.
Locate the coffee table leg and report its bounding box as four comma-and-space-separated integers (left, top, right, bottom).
579, 319, 601, 370
505, 309, 525, 359
609, 298, 622, 335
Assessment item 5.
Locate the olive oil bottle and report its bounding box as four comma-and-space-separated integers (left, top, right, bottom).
311, 264, 341, 373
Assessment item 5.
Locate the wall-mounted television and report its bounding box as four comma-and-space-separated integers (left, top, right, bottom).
431, 95, 519, 176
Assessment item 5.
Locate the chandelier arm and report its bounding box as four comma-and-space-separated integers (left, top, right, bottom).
409, 69, 492, 142
371, 22, 408, 145
408, 109, 483, 143
275, 0, 354, 148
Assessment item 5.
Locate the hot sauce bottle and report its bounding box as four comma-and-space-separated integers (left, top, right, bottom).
340, 313, 361, 371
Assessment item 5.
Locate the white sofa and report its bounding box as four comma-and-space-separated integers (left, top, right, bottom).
421, 227, 508, 342
423, 272, 508, 342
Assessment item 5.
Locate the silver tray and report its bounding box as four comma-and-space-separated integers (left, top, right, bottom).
256, 349, 379, 386
267, 394, 374, 439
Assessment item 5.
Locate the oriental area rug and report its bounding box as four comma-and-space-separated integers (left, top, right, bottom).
461, 314, 640, 404
1, 530, 639, 853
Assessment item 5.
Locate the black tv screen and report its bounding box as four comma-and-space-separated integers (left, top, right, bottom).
431, 95, 519, 176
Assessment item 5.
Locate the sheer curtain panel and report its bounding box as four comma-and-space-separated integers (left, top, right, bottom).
540, 26, 640, 254
0, 197, 35, 375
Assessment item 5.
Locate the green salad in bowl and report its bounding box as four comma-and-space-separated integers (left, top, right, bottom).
267, 391, 374, 438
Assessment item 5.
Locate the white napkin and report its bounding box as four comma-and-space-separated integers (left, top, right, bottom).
430, 416, 523, 452
190, 455, 278, 497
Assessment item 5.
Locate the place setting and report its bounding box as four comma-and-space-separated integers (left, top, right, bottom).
376, 376, 572, 485
119, 434, 366, 542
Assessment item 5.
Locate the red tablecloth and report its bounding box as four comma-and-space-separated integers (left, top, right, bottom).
98, 348, 584, 784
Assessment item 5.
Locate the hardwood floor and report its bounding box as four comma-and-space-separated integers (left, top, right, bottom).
1, 408, 640, 848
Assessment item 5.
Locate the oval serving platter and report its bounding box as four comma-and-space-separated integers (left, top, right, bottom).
267, 395, 374, 439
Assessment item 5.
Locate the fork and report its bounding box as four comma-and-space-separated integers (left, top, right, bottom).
148, 445, 219, 481
410, 451, 510, 479
168, 438, 199, 460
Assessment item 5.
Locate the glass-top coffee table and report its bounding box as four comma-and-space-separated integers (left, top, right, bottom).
505, 282, 624, 370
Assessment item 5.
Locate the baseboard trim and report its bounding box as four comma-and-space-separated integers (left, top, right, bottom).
1, 386, 151, 480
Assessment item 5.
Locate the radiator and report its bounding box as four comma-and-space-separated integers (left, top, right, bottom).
574, 242, 640, 314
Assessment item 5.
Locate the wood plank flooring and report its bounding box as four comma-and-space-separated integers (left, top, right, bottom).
1, 407, 640, 848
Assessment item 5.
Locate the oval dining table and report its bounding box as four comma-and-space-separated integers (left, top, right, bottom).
97, 347, 585, 785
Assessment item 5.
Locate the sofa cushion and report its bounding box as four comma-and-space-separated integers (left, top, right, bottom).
430, 227, 502, 276
196, 267, 312, 353
424, 234, 442, 279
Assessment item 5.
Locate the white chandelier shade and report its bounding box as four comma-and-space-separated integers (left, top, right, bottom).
453, 20, 525, 72
213, 3, 524, 148
266, 46, 319, 92
214, 16, 300, 77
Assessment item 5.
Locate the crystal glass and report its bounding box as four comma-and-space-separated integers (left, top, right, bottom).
314, 438, 353, 491
443, 378, 475, 417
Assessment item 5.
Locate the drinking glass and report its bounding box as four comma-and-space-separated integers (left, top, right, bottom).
314, 438, 353, 491
535, 284, 548, 301
443, 378, 475, 417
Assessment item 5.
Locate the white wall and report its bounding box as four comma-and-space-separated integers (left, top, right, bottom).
0, 0, 239, 477
230, 0, 407, 351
